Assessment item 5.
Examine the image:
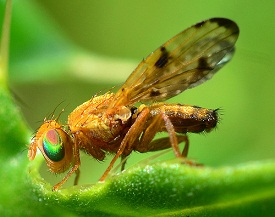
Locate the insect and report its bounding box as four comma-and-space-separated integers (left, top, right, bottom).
28, 18, 239, 191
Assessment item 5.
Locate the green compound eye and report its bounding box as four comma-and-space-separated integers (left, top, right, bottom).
42, 129, 65, 162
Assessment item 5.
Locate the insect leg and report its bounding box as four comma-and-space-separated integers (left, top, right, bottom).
52, 141, 81, 191
161, 112, 182, 158
99, 107, 150, 181
74, 168, 80, 186
136, 111, 189, 157
181, 136, 189, 157
138, 135, 189, 156
120, 155, 128, 172
138, 113, 163, 150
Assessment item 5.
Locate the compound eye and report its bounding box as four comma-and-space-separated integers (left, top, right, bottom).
42, 129, 65, 162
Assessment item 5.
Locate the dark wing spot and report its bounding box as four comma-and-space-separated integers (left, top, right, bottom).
150, 89, 161, 97
210, 18, 232, 28
155, 46, 169, 68
198, 57, 213, 70
194, 20, 206, 28
210, 18, 239, 33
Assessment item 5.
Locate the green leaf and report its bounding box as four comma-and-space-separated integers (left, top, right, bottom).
28, 157, 275, 217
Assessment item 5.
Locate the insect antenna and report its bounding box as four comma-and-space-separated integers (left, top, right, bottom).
47, 100, 66, 120
55, 103, 71, 127
55, 108, 65, 122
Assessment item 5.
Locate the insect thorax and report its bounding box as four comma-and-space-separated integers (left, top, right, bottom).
67, 93, 133, 146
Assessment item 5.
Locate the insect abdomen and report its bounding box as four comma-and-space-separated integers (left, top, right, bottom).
151, 103, 218, 134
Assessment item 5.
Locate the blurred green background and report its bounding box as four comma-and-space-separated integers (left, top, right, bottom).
5, 0, 275, 186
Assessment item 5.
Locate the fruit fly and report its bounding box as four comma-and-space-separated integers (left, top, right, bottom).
28, 18, 239, 191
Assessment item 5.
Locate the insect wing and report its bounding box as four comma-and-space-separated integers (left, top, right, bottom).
110, 18, 239, 107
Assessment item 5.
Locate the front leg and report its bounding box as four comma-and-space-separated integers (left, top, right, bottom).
52, 141, 81, 191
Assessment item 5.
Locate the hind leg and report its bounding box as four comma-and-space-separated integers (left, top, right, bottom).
135, 112, 189, 157
137, 135, 189, 157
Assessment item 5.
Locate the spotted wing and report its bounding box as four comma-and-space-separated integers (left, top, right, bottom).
109, 18, 239, 107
